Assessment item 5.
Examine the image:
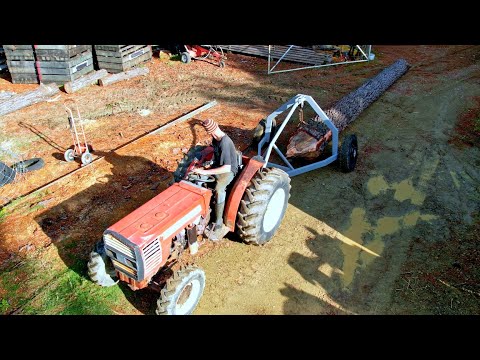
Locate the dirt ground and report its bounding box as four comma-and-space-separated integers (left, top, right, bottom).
0, 45, 479, 315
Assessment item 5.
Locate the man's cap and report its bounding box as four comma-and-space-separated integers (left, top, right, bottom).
202, 118, 219, 134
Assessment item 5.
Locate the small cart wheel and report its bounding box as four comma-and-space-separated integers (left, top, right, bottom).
64, 149, 75, 162
181, 52, 191, 64
219, 60, 225, 68
81, 152, 93, 165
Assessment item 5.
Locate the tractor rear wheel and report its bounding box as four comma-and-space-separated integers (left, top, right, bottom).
87, 240, 117, 287
156, 266, 206, 315
339, 134, 358, 172
236, 167, 291, 245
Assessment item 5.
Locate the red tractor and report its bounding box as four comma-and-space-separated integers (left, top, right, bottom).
87, 147, 291, 315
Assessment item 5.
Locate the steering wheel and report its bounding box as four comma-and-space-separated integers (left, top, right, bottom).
187, 172, 216, 183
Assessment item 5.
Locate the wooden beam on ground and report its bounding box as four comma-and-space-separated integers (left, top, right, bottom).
0, 83, 60, 117
99, 67, 149, 86
149, 100, 217, 135
63, 69, 109, 94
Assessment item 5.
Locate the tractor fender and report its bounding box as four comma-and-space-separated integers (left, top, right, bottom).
224, 156, 265, 231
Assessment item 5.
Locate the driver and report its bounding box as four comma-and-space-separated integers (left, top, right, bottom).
192, 119, 239, 241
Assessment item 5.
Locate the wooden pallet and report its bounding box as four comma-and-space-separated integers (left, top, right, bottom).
218, 45, 332, 65
34, 45, 92, 61
37, 49, 94, 83
94, 45, 152, 73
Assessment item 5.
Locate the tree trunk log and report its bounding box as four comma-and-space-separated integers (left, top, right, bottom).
63, 69, 109, 94
286, 59, 410, 158
0, 91, 16, 101
0, 83, 60, 117
98, 67, 149, 86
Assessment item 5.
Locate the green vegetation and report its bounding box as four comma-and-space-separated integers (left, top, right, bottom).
0, 254, 127, 315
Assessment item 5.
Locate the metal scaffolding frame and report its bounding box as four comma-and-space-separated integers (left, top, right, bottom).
267, 45, 372, 74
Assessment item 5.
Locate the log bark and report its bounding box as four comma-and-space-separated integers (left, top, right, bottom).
0, 83, 60, 117
63, 69, 109, 94
286, 59, 410, 158
0, 91, 16, 101
99, 67, 149, 86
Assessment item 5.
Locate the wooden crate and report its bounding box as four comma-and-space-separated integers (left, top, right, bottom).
3, 45, 38, 83
94, 45, 152, 73
34, 45, 92, 61
37, 49, 94, 83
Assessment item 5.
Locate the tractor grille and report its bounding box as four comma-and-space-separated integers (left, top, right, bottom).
104, 233, 135, 258
104, 233, 138, 279
111, 259, 137, 278
143, 239, 162, 275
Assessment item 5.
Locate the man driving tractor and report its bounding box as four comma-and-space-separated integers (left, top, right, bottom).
192, 119, 239, 241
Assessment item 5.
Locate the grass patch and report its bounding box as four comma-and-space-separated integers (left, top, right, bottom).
21, 264, 124, 315
3, 257, 127, 315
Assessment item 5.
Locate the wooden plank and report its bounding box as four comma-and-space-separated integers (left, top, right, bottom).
4, 48, 35, 61
6, 60, 36, 69
95, 45, 149, 60
3, 45, 33, 50
99, 67, 149, 86
94, 45, 122, 52
35, 45, 91, 61
6, 67, 36, 74
97, 50, 151, 73
37, 58, 93, 75
3, 54, 35, 61
11, 77, 39, 84
38, 64, 94, 83
37, 51, 92, 68
149, 100, 217, 135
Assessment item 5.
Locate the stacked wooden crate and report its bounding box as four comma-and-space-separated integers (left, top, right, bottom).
218, 45, 332, 65
3, 45, 38, 84
34, 45, 94, 84
94, 45, 152, 73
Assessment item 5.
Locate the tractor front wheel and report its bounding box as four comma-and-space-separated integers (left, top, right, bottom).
236, 167, 291, 245
87, 240, 118, 287
156, 266, 206, 315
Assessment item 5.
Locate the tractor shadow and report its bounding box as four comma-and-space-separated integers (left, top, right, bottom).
34, 150, 171, 314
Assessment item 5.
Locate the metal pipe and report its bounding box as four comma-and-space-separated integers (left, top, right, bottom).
269, 45, 294, 73
273, 144, 294, 170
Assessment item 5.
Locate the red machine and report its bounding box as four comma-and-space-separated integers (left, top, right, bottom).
88, 149, 291, 315
180, 45, 226, 68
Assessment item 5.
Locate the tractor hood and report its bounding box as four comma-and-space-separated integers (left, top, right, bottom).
106, 180, 212, 247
